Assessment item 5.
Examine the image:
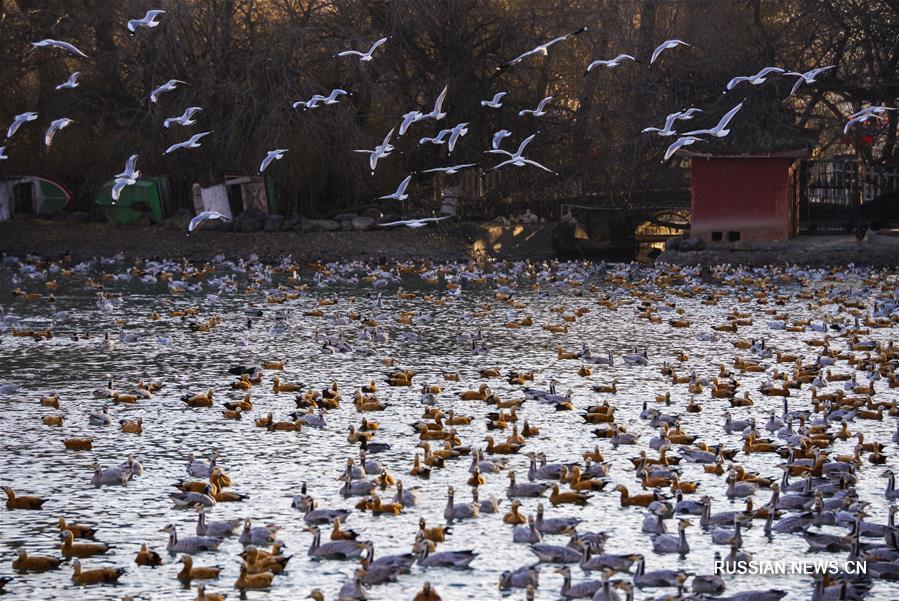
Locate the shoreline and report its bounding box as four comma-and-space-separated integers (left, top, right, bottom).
2, 219, 899, 267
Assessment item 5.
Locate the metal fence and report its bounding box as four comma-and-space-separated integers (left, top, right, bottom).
798, 159, 899, 234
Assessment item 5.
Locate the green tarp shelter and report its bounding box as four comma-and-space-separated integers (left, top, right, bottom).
0, 176, 72, 220
95, 176, 173, 224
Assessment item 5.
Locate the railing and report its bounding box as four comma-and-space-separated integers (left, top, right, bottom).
798, 159, 899, 234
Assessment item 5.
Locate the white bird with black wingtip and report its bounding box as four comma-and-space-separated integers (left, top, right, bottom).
128, 9, 166, 34
259, 149, 289, 173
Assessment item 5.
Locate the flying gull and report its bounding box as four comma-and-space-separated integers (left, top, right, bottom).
259, 149, 289, 173
379, 175, 412, 203
518, 96, 553, 117
585, 53, 637, 74
725, 67, 785, 91
784, 65, 835, 96
55, 72, 80, 91
650, 39, 691, 65
44, 118, 74, 148
420, 163, 478, 175
379, 216, 449, 229
6, 112, 38, 140
164, 107, 203, 128
128, 9, 166, 33
683, 101, 744, 137
32, 39, 88, 58
663, 136, 705, 161
491, 129, 512, 150
164, 131, 212, 154
150, 80, 187, 104
480, 92, 507, 108
336, 37, 389, 62
188, 211, 230, 233
499, 27, 587, 70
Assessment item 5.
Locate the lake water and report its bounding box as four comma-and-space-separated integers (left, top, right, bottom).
1, 256, 897, 600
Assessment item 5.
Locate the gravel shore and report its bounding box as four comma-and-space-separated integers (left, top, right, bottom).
0, 220, 475, 263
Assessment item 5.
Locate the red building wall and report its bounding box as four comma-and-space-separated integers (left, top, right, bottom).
690, 157, 796, 242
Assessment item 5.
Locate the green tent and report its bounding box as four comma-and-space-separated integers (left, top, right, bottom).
96, 177, 172, 224
0, 177, 72, 219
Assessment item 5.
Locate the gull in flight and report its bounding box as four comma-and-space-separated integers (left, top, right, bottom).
641, 113, 680, 137
336, 37, 388, 62
32, 39, 88, 58
487, 133, 536, 158
55, 72, 80, 91
44, 118, 74, 148
519, 96, 553, 117
380, 175, 412, 203
446, 122, 469, 154
784, 65, 835, 96
128, 9, 166, 34
379, 216, 449, 229
319, 89, 351, 105
725, 67, 784, 91
111, 155, 140, 203
481, 92, 507, 108
419, 129, 451, 146
650, 39, 691, 65
164, 131, 212, 154
421, 163, 478, 175
488, 133, 555, 174
585, 53, 636, 74
843, 106, 899, 134
683, 101, 744, 137
6, 112, 38, 140
150, 80, 187, 104
420, 86, 448, 121
164, 106, 203, 128
491, 129, 512, 150
499, 27, 587, 70
188, 211, 230, 233
663, 136, 705, 161
399, 111, 424, 136
354, 128, 395, 173
259, 149, 289, 173
641, 109, 701, 137
292, 95, 325, 110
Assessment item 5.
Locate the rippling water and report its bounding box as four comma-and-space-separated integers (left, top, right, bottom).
1, 257, 898, 600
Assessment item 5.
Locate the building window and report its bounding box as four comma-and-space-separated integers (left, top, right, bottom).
727, 231, 740, 242
711, 231, 722, 241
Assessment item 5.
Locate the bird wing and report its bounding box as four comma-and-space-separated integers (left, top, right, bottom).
111, 179, 129, 202
381, 128, 396, 147
521, 158, 556, 174
544, 27, 587, 49
714, 102, 744, 131
124, 154, 139, 175
395, 175, 412, 196
662, 112, 680, 131
164, 141, 185, 154
399, 111, 422, 135
726, 76, 750, 91
490, 158, 517, 171
536, 96, 553, 111
57, 40, 89, 58
585, 60, 606, 73
615, 53, 637, 63
515, 133, 538, 156
503, 47, 539, 68
195, 131, 213, 143
188, 213, 208, 232
789, 77, 805, 97
366, 37, 388, 56
432, 86, 449, 115
493, 92, 507, 103
650, 42, 668, 65
337, 50, 365, 57
44, 124, 59, 147
756, 67, 785, 78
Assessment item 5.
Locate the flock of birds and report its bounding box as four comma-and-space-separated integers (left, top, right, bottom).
2, 252, 899, 600
4, 11, 898, 233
